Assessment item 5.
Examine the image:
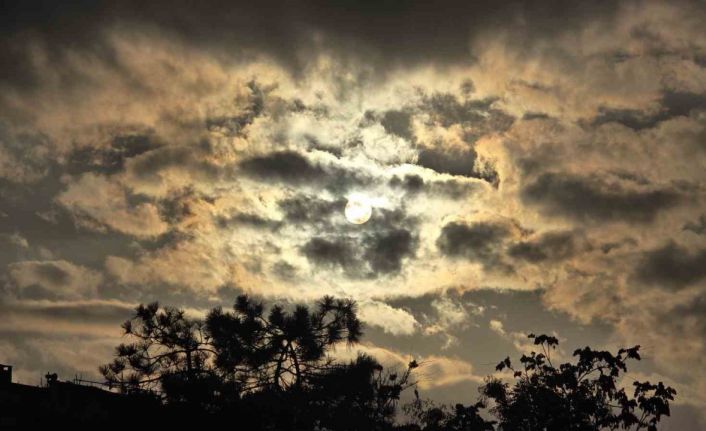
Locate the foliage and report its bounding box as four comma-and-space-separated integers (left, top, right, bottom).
206, 295, 362, 390
402, 397, 495, 431
98, 302, 220, 407
485, 334, 676, 431
100, 298, 676, 430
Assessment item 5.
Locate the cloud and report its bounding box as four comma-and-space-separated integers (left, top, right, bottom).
683, 214, 706, 235
240, 150, 329, 184
57, 173, 169, 238
6, 260, 103, 300
379, 110, 413, 140
205, 80, 266, 137
0, 299, 135, 341
388, 174, 483, 199
301, 237, 357, 270
0, 124, 53, 183
421, 92, 514, 133
0, 331, 119, 384
358, 301, 419, 336
104, 241, 233, 296
278, 194, 345, 225
301, 228, 417, 278
65, 133, 160, 176
417, 148, 497, 185
521, 172, 682, 223
217, 212, 282, 231
634, 242, 706, 290
416, 355, 485, 389
423, 295, 473, 349
489, 319, 506, 336
1, 1, 706, 423
508, 230, 591, 263
239, 150, 372, 193
589, 91, 706, 131
436, 220, 514, 272
1, 232, 29, 249
0, 0, 627, 95
339, 343, 483, 390
363, 228, 416, 274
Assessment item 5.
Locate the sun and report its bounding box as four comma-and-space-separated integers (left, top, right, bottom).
344, 195, 372, 224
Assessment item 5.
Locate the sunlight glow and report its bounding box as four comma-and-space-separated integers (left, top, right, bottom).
344, 195, 373, 224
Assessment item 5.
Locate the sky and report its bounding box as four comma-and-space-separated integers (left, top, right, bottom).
1, 0, 706, 428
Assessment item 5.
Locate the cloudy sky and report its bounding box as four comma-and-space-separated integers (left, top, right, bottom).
2, 0, 706, 427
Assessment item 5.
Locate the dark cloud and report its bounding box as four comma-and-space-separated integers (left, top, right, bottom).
422, 93, 514, 133
157, 189, 202, 224
129, 144, 224, 180
417, 148, 476, 177
271, 260, 299, 280
4, 260, 98, 301
634, 242, 706, 290
661, 91, 706, 118
1, 262, 72, 302
301, 237, 357, 270
599, 237, 638, 254
658, 294, 706, 341
436, 221, 512, 272
205, 81, 266, 137
508, 230, 590, 263
239, 151, 327, 183
239, 151, 370, 192
301, 226, 418, 278
590, 91, 706, 131
66, 133, 160, 176
361, 207, 419, 233
429, 179, 484, 199
363, 228, 416, 275
0, 300, 133, 325
683, 214, 706, 235
0, 174, 139, 269
304, 134, 343, 158
278, 194, 345, 225
388, 174, 482, 199
522, 112, 551, 121
416, 148, 499, 185
32, 262, 69, 284
0, 0, 623, 92
521, 172, 681, 223
136, 230, 192, 254
380, 110, 413, 140
409, 90, 512, 185
389, 174, 425, 195
0, 123, 53, 183
590, 107, 662, 131
217, 213, 282, 231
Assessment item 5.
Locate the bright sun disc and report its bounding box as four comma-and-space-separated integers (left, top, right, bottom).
345, 196, 372, 224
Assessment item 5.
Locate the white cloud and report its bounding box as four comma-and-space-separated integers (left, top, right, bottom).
358, 301, 419, 336
336, 343, 483, 390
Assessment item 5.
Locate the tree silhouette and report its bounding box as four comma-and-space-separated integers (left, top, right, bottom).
304, 353, 418, 430
98, 298, 676, 430
485, 334, 675, 431
98, 302, 223, 409
403, 398, 495, 431
205, 295, 362, 390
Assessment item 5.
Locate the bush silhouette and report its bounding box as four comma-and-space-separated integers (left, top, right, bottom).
99, 296, 675, 430
483, 334, 675, 431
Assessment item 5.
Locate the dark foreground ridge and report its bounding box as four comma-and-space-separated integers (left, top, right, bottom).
0, 372, 162, 428
0, 296, 676, 430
